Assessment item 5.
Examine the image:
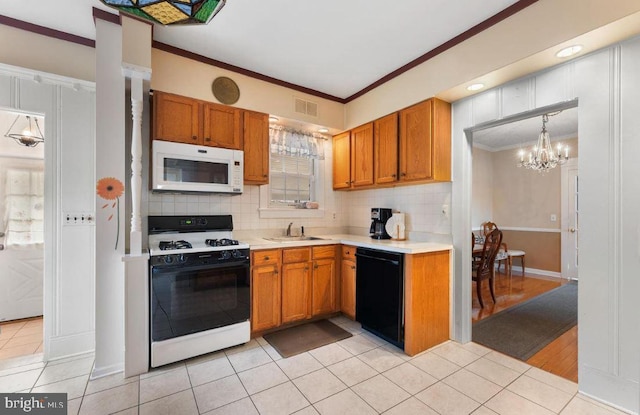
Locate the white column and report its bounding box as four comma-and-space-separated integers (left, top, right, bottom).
123, 65, 150, 256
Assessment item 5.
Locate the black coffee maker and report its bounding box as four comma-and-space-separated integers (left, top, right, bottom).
370, 208, 393, 239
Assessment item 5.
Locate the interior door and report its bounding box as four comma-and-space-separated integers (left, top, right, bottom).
0, 154, 45, 322
561, 162, 579, 280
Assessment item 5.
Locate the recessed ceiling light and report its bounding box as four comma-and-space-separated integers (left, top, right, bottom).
466, 83, 484, 91
556, 45, 583, 58
268, 116, 279, 123
318, 128, 329, 134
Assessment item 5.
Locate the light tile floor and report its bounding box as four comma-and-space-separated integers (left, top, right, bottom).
0, 316, 43, 360
0, 316, 629, 415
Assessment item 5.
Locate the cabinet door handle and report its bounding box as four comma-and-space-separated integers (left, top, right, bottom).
313, 264, 319, 269
264, 256, 270, 260
274, 269, 278, 275
263, 174, 268, 178
192, 135, 198, 141
205, 137, 211, 141
391, 174, 397, 178
401, 172, 407, 177
346, 251, 350, 255
304, 267, 309, 271
345, 181, 350, 185
351, 265, 355, 270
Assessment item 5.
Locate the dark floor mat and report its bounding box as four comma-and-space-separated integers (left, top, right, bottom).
263, 319, 352, 358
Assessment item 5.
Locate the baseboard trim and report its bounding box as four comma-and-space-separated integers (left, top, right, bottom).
91, 362, 124, 380
48, 331, 95, 361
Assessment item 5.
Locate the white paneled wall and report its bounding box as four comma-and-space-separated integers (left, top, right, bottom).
452, 36, 640, 413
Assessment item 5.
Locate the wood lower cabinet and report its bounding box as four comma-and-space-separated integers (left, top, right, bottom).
311, 245, 338, 316
404, 249, 450, 356
251, 250, 281, 332
251, 246, 338, 335
281, 248, 312, 324
340, 245, 356, 319
251, 264, 281, 332
243, 110, 269, 184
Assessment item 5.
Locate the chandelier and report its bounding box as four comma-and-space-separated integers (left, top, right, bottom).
518, 112, 569, 172
4, 115, 44, 147
99, 0, 226, 26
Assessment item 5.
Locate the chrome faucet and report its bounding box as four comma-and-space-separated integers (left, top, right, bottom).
286, 222, 293, 237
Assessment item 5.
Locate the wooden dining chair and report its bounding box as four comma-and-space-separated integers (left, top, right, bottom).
482, 221, 509, 276
472, 228, 503, 308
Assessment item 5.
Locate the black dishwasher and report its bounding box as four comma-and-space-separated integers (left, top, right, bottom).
355, 247, 404, 348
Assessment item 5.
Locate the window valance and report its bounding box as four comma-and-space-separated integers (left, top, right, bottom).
269, 126, 325, 160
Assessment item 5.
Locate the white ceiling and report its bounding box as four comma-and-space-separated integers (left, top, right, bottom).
0, 0, 520, 99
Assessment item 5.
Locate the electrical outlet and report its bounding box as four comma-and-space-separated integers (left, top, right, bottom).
550, 214, 557, 222
64, 212, 95, 226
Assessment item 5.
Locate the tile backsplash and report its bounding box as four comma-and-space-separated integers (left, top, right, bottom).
148, 182, 450, 242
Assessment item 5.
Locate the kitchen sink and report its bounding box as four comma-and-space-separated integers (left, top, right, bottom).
263, 236, 325, 243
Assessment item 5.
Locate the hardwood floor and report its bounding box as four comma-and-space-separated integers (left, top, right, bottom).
472, 269, 578, 382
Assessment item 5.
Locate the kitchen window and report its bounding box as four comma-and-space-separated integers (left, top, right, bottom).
269, 154, 314, 207
259, 126, 326, 218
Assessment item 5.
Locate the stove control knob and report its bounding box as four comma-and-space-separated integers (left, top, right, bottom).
177, 254, 186, 264
163, 255, 173, 264
232, 249, 243, 258
219, 251, 231, 260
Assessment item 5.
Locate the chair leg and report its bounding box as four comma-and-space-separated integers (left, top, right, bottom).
476, 280, 484, 308
489, 276, 496, 304
521, 255, 525, 276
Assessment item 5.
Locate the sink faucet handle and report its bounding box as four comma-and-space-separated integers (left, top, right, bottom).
286, 222, 293, 236
301, 226, 305, 236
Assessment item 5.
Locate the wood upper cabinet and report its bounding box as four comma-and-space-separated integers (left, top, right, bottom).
243, 110, 269, 184
374, 113, 399, 184
350, 123, 374, 187
202, 103, 242, 149
399, 98, 451, 182
311, 245, 338, 316
332, 131, 351, 189
340, 245, 357, 320
153, 91, 201, 145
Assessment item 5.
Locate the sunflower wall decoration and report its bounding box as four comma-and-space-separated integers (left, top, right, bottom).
96, 177, 125, 250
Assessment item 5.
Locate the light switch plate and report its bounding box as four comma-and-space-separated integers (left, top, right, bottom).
64, 212, 95, 226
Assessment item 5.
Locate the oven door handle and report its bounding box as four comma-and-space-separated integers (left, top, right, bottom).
151, 260, 249, 274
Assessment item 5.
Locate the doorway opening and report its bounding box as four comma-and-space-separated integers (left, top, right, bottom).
0, 109, 45, 366
468, 102, 578, 382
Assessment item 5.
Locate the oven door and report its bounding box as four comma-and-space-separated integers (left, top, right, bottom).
150, 259, 250, 342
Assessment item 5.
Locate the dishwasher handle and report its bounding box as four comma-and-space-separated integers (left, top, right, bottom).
355, 252, 400, 266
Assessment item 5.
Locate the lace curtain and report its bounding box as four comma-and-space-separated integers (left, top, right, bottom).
269, 126, 325, 160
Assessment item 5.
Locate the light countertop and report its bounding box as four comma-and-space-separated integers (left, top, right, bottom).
246, 233, 452, 254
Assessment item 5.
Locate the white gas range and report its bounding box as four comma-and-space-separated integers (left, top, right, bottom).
148, 215, 251, 368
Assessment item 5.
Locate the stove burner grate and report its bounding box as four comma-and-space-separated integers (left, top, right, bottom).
159, 240, 193, 250
205, 238, 239, 247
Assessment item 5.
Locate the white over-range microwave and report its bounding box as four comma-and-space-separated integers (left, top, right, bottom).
152, 140, 244, 194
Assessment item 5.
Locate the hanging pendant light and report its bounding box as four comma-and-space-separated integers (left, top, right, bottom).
99, 0, 226, 26
518, 113, 569, 172
4, 115, 44, 147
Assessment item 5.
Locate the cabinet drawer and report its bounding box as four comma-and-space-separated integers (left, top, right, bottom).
341, 245, 356, 260
283, 247, 311, 264
313, 245, 337, 259
252, 249, 281, 266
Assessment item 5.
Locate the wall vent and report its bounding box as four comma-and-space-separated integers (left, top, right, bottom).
294, 98, 318, 117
